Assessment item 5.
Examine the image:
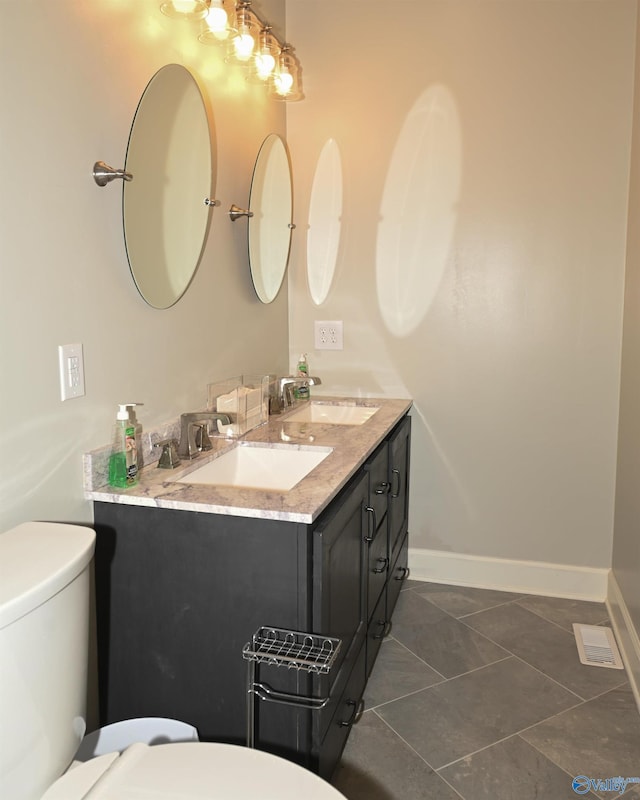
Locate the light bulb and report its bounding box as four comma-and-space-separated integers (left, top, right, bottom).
234, 31, 255, 60
206, 1, 227, 30
255, 51, 276, 79
274, 68, 294, 96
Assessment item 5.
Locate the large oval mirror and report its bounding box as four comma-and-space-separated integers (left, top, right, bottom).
123, 64, 212, 309
248, 134, 293, 303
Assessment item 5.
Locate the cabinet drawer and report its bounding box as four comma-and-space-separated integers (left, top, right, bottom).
316, 642, 366, 780
387, 530, 409, 620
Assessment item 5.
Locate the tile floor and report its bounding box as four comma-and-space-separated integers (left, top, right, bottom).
332, 581, 640, 800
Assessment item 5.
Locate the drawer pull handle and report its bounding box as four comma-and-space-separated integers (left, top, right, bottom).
339, 697, 365, 728
394, 566, 411, 582
373, 618, 392, 640
364, 506, 377, 542
372, 557, 389, 574
374, 481, 390, 495
390, 469, 401, 498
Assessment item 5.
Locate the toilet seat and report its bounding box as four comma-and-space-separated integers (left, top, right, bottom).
41, 741, 347, 799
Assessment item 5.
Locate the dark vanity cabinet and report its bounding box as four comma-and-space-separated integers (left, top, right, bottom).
93, 414, 410, 780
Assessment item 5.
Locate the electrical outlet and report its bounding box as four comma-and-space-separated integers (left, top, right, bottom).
314, 320, 344, 350
58, 343, 85, 401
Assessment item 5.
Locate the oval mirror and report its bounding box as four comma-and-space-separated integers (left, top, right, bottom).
248, 134, 293, 303
123, 64, 212, 309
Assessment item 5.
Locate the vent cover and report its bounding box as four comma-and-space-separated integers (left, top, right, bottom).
573, 624, 624, 670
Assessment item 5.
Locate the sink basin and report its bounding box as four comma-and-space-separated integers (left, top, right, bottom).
285, 402, 379, 426
175, 443, 332, 492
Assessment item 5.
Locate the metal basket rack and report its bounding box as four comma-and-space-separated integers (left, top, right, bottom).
242, 626, 342, 748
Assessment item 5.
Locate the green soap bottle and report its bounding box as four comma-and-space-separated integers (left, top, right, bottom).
108, 404, 139, 488
295, 354, 310, 400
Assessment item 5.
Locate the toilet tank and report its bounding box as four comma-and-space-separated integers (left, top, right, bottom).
0, 522, 96, 800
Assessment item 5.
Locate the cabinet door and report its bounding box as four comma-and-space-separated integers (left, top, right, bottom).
312, 472, 368, 667
388, 415, 411, 567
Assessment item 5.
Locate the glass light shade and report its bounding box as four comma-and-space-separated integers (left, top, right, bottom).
199, 0, 235, 42
230, 3, 255, 61
160, 0, 210, 20
254, 30, 277, 79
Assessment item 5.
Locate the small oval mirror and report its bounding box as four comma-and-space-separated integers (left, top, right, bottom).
123, 64, 212, 309
248, 134, 293, 303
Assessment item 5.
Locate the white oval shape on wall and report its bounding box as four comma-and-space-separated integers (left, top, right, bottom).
376, 84, 462, 336
307, 138, 343, 305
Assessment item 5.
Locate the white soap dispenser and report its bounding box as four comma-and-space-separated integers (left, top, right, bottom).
108, 403, 139, 488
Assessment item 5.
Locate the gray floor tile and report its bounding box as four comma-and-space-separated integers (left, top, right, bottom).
522, 684, 640, 799
516, 595, 610, 632
364, 638, 443, 709
415, 582, 522, 618
401, 578, 427, 592
376, 656, 578, 769
391, 590, 509, 678
332, 710, 462, 800
462, 603, 627, 700
439, 734, 599, 800
334, 581, 640, 800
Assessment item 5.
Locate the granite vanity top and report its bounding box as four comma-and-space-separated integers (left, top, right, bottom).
84, 397, 412, 523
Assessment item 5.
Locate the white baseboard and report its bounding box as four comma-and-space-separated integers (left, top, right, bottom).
408, 547, 609, 602
606, 572, 640, 714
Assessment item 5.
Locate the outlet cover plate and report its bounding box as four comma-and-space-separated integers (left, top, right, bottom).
58, 343, 85, 401
314, 320, 344, 350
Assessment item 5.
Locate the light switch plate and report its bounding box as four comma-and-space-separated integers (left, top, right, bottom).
58, 343, 85, 401
314, 321, 344, 350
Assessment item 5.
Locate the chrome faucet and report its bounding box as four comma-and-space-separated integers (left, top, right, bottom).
278, 375, 322, 408
178, 412, 231, 459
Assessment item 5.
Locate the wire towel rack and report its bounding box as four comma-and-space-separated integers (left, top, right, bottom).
242, 627, 342, 748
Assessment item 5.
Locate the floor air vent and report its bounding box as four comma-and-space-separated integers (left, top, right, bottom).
573, 624, 624, 670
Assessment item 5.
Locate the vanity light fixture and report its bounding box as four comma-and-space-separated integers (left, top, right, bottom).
160, 0, 211, 21
164, 0, 302, 100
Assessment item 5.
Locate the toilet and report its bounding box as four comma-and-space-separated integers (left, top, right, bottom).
0, 522, 346, 800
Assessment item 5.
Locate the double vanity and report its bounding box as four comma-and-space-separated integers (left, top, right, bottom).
86, 396, 411, 779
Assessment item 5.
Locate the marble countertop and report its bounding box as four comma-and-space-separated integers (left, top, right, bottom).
84, 397, 412, 523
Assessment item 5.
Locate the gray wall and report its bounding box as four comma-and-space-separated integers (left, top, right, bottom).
0, 0, 289, 533
286, 0, 636, 598
611, 9, 640, 705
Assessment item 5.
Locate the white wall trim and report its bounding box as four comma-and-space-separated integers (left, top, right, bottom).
408, 547, 609, 601
606, 572, 640, 714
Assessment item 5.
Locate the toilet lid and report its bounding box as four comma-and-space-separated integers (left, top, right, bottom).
42, 741, 347, 799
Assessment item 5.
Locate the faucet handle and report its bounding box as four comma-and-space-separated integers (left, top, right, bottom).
154, 438, 181, 469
